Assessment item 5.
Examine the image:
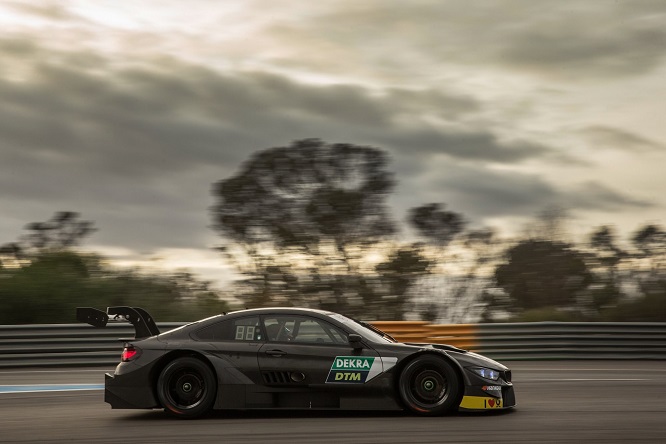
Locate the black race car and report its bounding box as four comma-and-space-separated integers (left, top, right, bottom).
77, 306, 515, 418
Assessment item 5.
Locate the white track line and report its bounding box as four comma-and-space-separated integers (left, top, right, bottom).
517, 378, 650, 382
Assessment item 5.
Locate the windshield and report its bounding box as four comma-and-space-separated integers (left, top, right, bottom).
328, 313, 397, 343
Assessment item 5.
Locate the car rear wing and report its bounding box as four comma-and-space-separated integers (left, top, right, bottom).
76, 306, 160, 339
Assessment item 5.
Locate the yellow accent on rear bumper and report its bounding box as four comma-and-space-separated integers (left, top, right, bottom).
459, 396, 503, 409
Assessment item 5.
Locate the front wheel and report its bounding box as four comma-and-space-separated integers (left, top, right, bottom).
398, 355, 461, 416
157, 357, 216, 418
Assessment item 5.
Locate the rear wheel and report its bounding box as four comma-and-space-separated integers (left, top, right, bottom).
157, 357, 216, 418
398, 355, 460, 416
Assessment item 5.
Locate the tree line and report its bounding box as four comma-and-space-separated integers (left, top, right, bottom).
2, 139, 665, 323
0, 212, 229, 324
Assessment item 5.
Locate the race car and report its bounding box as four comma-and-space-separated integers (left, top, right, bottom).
77, 306, 516, 418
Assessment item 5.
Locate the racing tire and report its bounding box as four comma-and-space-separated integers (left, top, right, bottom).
157, 357, 216, 419
398, 355, 461, 416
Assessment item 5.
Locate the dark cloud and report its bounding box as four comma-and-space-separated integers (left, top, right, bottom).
393, 163, 653, 225
577, 125, 663, 151
0, 38, 545, 252
0, 39, 555, 182
277, 1, 666, 80
384, 89, 480, 120
377, 129, 561, 164
495, 3, 666, 79
6, 1, 78, 21
568, 182, 653, 211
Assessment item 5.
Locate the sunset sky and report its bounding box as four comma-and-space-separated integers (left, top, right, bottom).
1, 1, 665, 286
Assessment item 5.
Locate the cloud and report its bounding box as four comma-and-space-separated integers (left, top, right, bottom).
377, 129, 562, 165
0, 37, 563, 253
568, 181, 653, 211
265, 1, 666, 81
396, 162, 653, 224
496, 3, 666, 79
5, 1, 78, 21
0, 37, 558, 184
576, 125, 663, 151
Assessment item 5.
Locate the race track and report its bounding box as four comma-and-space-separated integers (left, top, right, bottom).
1, 361, 664, 443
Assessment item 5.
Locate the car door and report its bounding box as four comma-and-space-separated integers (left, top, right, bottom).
193, 315, 265, 408
257, 314, 379, 408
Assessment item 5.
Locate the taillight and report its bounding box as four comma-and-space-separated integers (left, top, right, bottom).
121, 346, 140, 362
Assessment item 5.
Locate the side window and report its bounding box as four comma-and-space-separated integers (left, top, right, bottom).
263, 316, 347, 345
233, 317, 263, 341
263, 317, 295, 342
295, 319, 346, 344
195, 317, 263, 341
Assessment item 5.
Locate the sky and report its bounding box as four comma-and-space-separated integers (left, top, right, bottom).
1, 0, 665, 287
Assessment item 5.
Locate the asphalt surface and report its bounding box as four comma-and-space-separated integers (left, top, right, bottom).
0, 361, 664, 443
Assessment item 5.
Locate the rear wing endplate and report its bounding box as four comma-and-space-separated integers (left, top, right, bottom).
76, 306, 160, 339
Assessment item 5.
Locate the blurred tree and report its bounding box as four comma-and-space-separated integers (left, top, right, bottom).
0, 255, 230, 324
0, 213, 230, 324
408, 203, 501, 323
604, 290, 666, 321
0, 251, 97, 324
525, 206, 569, 242
408, 203, 466, 322
590, 226, 625, 268
409, 203, 465, 248
4, 212, 96, 259
627, 224, 666, 314
211, 139, 397, 315
492, 240, 592, 313
586, 226, 626, 311
374, 245, 432, 320
415, 229, 503, 323
632, 224, 666, 271
212, 139, 395, 251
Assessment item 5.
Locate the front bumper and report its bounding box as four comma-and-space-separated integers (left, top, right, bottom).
458, 366, 516, 411
459, 383, 516, 411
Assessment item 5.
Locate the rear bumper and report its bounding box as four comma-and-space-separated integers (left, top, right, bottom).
105, 372, 159, 409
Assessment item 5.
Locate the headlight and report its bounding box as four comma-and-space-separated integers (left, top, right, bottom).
469, 367, 500, 381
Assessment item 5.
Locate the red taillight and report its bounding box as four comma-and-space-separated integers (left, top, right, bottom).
121, 346, 140, 362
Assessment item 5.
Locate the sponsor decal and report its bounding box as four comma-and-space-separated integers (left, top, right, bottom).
326, 356, 381, 383
482, 385, 502, 392
459, 396, 504, 410
333, 372, 362, 381
332, 357, 373, 369
485, 398, 502, 408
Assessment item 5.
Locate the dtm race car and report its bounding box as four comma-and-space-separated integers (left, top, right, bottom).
77, 306, 516, 418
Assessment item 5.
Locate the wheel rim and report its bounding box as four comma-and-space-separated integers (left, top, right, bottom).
166, 369, 206, 410
408, 366, 448, 408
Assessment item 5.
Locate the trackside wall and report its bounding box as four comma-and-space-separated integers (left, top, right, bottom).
0, 321, 664, 367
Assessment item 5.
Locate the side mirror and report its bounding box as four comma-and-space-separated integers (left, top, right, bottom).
348, 333, 363, 349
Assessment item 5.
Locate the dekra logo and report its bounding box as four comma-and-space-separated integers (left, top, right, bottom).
333, 357, 372, 370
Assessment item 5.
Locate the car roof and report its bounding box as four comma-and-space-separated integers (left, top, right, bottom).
159, 307, 344, 338
225, 307, 336, 317
186, 307, 344, 331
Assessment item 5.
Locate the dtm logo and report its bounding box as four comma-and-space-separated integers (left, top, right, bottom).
326, 356, 376, 383
334, 372, 362, 381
